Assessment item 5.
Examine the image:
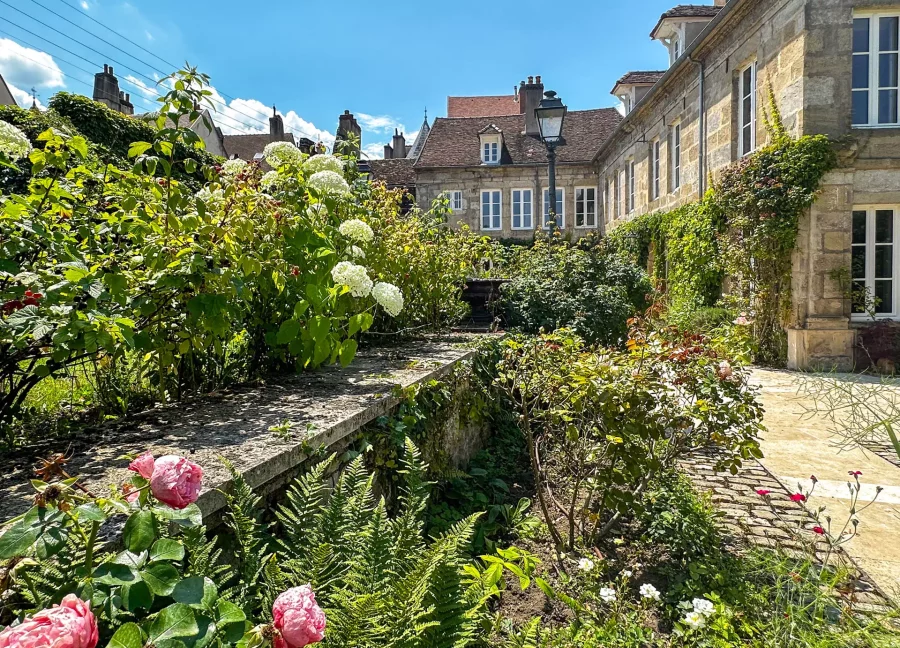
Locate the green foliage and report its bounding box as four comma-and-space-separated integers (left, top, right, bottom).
499, 240, 651, 346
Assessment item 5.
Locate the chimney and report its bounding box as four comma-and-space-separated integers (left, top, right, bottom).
119, 91, 134, 116
269, 106, 285, 141
93, 63, 122, 112
391, 129, 406, 159
335, 110, 361, 158
714, 0, 726, 5
384, 144, 394, 158
521, 75, 545, 136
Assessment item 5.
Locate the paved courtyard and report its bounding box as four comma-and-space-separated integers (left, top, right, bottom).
751, 369, 900, 594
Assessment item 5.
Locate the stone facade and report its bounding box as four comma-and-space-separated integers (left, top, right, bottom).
600, 0, 900, 370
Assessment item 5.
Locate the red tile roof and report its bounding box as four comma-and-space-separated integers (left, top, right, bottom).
651, 4, 722, 38
611, 71, 667, 94
368, 158, 416, 187
447, 95, 521, 118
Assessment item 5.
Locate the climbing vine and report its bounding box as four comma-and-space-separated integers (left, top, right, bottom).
609, 88, 837, 364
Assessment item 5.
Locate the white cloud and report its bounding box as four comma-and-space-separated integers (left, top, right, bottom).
357, 112, 406, 135
124, 75, 158, 98
0, 39, 65, 90
362, 142, 386, 160
81, 1, 89, 8
7, 81, 45, 110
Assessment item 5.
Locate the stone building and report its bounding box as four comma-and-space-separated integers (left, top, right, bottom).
92, 64, 134, 115
223, 108, 315, 164
598, 0, 900, 370
413, 76, 621, 240
0, 74, 17, 107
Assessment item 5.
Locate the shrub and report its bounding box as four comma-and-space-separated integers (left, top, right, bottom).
499, 241, 651, 346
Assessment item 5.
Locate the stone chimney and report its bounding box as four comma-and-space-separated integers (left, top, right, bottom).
519, 75, 545, 136
93, 64, 123, 112
384, 144, 394, 158
391, 129, 406, 159
335, 110, 361, 158
118, 91, 134, 116
269, 106, 285, 141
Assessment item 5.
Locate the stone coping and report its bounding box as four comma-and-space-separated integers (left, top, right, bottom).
0, 337, 483, 525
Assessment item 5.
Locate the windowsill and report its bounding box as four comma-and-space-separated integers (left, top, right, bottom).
511, 227, 534, 231
481, 161, 501, 166
852, 124, 900, 131
481, 228, 502, 232
574, 225, 598, 229
851, 314, 899, 323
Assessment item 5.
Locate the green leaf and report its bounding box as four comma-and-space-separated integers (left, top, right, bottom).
152, 504, 203, 527
148, 603, 198, 643
150, 538, 185, 563
0, 521, 38, 558
70, 136, 89, 159
293, 300, 310, 318
113, 550, 148, 569
108, 622, 144, 648
184, 158, 197, 174
128, 141, 153, 158
123, 510, 157, 553
141, 562, 181, 596
339, 339, 357, 367
535, 577, 556, 599
76, 503, 106, 522
309, 315, 330, 343
216, 600, 246, 625
276, 319, 302, 345
172, 576, 218, 609
93, 563, 140, 586
121, 581, 154, 611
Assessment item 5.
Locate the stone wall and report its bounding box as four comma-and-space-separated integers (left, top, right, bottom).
416, 164, 601, 240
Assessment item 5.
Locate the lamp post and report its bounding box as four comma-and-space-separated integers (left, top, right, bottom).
535, 90, 567, 240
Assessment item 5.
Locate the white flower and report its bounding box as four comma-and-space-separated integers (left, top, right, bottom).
683, 611, 706, 630
598, 587, 616, 603
639, 584, 660, 600
578, 558, 595, 572
692, 598, 715, 617
260, 170, 281, 192
339, 218, 375, 244
195, 186, 225, 210
263, 141, 303, 167
331, 261, 372, 298
308, 170, 351, 197
221, 158, 247, 178
304, 153, 344, 175
622, 570, 633, 578
350, 245, 366, 259
372, 282, 404, 317
0, 121, 32, 160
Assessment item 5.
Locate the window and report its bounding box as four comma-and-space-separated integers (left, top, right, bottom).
671, 123, 682, 190
738, 63, 757, 155
511, 189, 533, 229
618, 169, 626, 217
481, 136, 500, 164
650, 139, 661, 200
608, 178, 615, 220
853, 14, 900, 126
542, 188, 565, 229
852, 207, 899, 317
628, 159, 636, 212
575, 187, 597, 228
481, 190, 501, 230
446, 190, 463, 211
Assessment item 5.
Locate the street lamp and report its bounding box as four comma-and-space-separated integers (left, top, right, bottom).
535, 91, 567, 239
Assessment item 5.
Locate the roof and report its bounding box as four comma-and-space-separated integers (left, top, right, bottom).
405, 117, 431, 160
415, 109, 622, 169
651, 4, 723, 38
613, 71, 667, 89
369, 158, 416, 187
222, 133, 296, 162
0, 74, 17, 107
447, 95, 520, 118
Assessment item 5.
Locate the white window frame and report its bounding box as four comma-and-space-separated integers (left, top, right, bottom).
575, 186, 597, 228
852, 206, 900, 320
617, 169, 626, 218
650, 139, 661, 200
852, 12, 900, 127
738, 62, 757, 157
542, 187, 565, 229
608, 177, 615, 220
671, 123, 682, 190
480, 189, 502, 231
628, 159, 636, 213
511, 188, 533, 230
445, 190, 463, 211
481, 135, 501, 164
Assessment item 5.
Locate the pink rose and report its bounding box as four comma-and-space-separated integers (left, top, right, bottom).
128, 452, 155, 479
272, 585, 326, 648
149, 455, 203, 510
0, 594, 98, 648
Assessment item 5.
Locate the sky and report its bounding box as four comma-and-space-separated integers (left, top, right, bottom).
0, 0, 684, 159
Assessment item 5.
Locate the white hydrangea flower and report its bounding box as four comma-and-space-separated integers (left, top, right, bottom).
622, 570, 633, 578
331, 261, 373, 298
263, 141, 303, 168
303, 154, 344, 175
372, 282, 404, 317
578, 558, 595, 572
692, 598, 715, 617
350, 245, 366, 259
639, 584, 660, 600
339, 218, 374, 244
598, 587, 616, 603
221, 158, 248, 178
196, 186, 225, 210
308, 170, 351, 197
683, 611, 706, 630
0, 121, 32, 160
260, 170, 281, 192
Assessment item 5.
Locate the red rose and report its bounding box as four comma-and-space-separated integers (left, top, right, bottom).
790, 493, 806, 502
812, 526, 825, 535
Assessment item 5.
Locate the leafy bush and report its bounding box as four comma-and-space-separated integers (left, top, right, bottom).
499, 241, 651, 346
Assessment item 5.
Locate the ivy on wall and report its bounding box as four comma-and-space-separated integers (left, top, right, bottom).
609, 90, 837, 364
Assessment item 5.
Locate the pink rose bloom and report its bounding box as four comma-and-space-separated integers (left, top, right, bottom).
272, 585, 326, 648
0, 594, 98, 648
128, 452, 155, 479
717, 360, 733, 380
149, 455, 203, 510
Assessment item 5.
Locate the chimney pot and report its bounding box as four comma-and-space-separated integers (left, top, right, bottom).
126, 93, 130, 102
528, 76, 534, 84
536, 75, 541, 84
344, 109, 350, 115
103, 64, 108, 74
109, 66, 114, 75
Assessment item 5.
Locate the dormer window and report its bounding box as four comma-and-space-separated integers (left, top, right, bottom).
479, 125, 503, 165
651, 5, 723, 67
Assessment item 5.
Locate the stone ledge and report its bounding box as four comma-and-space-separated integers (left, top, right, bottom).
0, 337, 485, 525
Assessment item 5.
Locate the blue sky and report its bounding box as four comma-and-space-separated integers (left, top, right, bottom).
0, 0, 685, 158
